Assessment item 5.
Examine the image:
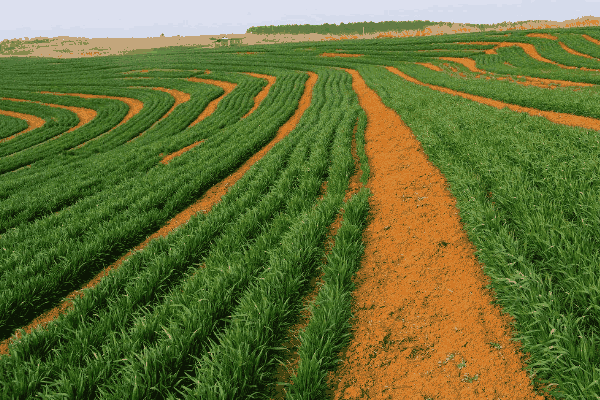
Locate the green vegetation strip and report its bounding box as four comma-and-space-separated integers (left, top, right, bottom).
0, 113, 28, 139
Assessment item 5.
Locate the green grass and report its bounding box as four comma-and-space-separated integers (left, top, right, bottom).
0, 22, 599, 399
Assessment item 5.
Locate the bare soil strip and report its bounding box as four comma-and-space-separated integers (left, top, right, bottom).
271, 120, 364, 399
388, 65, 600, 130
439, 57, 487, 73
0, 71, 318, 358
160, 140, 205, 165
38, 91, 144, 150
239, 72, 276, 119
558, 41, 600, 61
323, 67, 555, 399
321, 53, 364, 57
415, 62, 443, 72
582, 34, 600, 46
0, 109, 46, 142
457, 41, 600, 71
526, 33, 558, 40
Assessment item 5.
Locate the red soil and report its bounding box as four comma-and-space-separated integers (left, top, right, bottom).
439, 57, 486, 73
558, 41, 600, 61
239, 72, 276, 119
320, 53, 364, 57
0, 109, 46, 142
186, 76, 237, 128
415, 62, 443, 72
582, 34, 600, 46
324, 67, 557, 399
0, 71, 318, 358
526, 33, 558, 40
386, 66, 600, 131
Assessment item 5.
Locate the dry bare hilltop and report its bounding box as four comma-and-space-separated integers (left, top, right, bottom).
1, 16, 599, 58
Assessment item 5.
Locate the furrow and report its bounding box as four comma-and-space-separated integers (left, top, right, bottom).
324, 67, 552, 400
386, 65, 600, 131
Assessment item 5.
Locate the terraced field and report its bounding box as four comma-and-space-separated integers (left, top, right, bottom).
1, 24, 600, 399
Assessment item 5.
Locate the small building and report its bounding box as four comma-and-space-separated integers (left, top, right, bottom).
215, 36, 244, 47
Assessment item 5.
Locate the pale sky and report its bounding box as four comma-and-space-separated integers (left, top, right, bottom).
1, 0, 598, 41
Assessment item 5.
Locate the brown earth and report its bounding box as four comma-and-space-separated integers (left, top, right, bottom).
240, 72, 276, 119
558, 41, 600, 61
323, 67, 558, 399
526, 33, 558, 40
0, 71, 317, 358
415, 62, 443, 72
2, 16, 598, 59
0, 109, 46, 142
321, 53, 364, 58
583, 34, 600, 46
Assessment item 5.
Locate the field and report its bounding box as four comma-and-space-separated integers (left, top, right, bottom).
1, 20, 600, 399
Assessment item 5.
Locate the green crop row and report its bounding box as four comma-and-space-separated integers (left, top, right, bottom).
0, 113, 28, 139
525, 37, 600, 70
555, 33, 600, 59
0, 67, 364, 399
398, 60, 600, 119
0, 98, 78, 156
0, 70, 305, 340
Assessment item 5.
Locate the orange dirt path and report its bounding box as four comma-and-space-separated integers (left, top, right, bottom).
439, 57, 487, 73
320, 53, 364, 57
0, 109, 46, 142
324, 67, 555, 399
239, 72, 276, 119
39, 91, 144, 150
582, 34, 600, 46
526, 33, 558, 40
387, 65, 600, 131
186, 76, 237, 128
457, 41, 600, 71
415, 62, 443, 72
558, 41, 600, 61
0, 71, 318, 358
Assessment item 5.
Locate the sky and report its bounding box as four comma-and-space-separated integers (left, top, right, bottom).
1, 0, 599, 41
